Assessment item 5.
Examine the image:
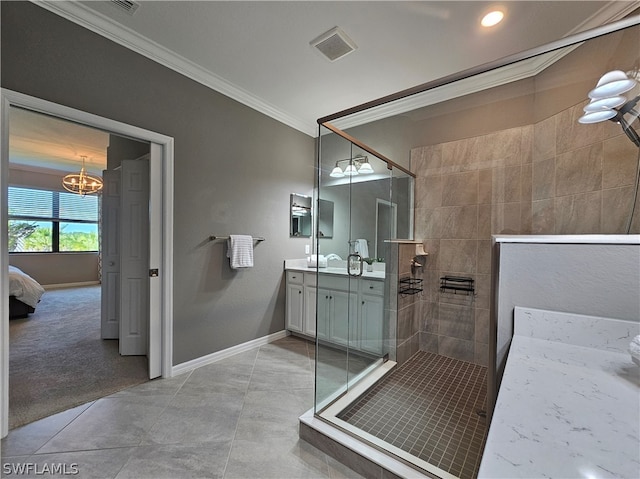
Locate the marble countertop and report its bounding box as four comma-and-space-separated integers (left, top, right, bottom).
479, 307, 640, 478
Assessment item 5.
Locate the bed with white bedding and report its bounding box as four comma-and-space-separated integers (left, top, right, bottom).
9, 265, 45, 318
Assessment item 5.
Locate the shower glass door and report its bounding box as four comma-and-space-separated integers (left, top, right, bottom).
314, 124, 397, 412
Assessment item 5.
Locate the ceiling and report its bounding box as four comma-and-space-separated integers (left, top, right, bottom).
9, 0, 640, 173
9, 108, 109, 176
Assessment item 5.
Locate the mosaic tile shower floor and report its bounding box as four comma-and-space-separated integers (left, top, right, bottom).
338, 351, 488, 479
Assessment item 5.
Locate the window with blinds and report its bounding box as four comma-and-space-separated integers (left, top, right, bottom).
8, 186, 99, 253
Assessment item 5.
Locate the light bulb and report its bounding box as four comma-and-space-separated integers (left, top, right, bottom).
358, 162, 374, 174
481, 10, 504, 27
583, 96, 627, 112
578, 110, 617, 124
344, 164, 358, 176
588, 70, 637, 99
330, 166, 344, 178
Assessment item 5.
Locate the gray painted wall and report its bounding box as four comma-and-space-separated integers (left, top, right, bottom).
1, 2, 316, 364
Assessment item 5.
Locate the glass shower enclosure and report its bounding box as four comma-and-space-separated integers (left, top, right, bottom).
314, 123, 415, 413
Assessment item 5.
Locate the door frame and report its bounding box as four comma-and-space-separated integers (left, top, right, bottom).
0, 89, 175, 438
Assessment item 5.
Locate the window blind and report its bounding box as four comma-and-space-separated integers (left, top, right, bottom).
9, 186, 98, 222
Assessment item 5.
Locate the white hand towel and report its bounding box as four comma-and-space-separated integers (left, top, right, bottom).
227, 235, 254, 269
354, 239, 369, 259
630, 335, 640, 366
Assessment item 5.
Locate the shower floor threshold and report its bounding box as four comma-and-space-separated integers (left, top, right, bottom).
300, 361, 456, 479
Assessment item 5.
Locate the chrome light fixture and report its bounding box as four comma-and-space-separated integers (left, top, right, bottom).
578, 69, 640, 147
62, 156, 104, 196
329, 155, 375, 178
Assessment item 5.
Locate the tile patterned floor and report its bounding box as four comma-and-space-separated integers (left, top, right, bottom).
338, 351, 488, 479
1, 336, 366, 479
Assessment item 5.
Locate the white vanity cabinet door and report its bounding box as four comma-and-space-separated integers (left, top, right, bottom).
286, 281, 304, 333
286, 270, 319, 338
359, 292, 384, 354
316, 288, 331, 341
357, 278, 384, 354
324, 289, 358, 347
303, 285, 317, 337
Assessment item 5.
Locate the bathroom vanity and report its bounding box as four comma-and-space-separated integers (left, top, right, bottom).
284, 260, 385, 354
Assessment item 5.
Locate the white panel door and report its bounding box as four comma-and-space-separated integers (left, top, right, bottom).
100, 169, 120, 339
119, 159, 149, 356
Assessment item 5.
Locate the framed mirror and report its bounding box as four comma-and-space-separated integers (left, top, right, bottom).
290, 193, 312, 237
318, 199, 334, 238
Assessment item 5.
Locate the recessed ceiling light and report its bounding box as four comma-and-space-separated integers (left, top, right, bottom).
481, 10, 504, 27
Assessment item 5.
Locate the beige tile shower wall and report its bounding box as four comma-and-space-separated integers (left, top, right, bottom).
412, 101, 640, 367
396, 243, 421, 364
532, 103, 640, 234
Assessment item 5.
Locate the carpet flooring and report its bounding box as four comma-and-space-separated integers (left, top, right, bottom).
9, 285, 148, 429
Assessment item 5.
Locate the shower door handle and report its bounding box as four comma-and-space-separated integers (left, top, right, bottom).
347, 253, 363, 277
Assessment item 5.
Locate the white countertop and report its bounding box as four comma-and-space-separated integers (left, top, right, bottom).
479, 308, 640, 478
493, 234, 640, 245
284, 259, 386, 280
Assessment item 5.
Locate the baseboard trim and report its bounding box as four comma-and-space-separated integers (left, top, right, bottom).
171, 329, 290, 376
43, 281, 100, 290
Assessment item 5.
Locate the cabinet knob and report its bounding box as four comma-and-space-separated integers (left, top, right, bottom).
369, 286, 374, 289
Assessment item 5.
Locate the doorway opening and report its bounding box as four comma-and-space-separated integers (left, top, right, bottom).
7, 108, 154, 428
1, 89, 175, 438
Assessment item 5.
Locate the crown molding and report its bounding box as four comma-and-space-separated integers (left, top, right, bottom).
332, 0, 639, 131
33, 1, 318, 137
33, 1, 638, 138
330, 48, 577, 131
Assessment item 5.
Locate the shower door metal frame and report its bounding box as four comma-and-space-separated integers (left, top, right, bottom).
314, 122, 416, 415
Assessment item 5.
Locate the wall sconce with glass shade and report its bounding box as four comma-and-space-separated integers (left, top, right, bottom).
330, 155, 375, 178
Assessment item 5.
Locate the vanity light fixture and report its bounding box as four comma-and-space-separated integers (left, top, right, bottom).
62, 156, 104, 196
578, 69, 640, 147
329, 155, 375, 178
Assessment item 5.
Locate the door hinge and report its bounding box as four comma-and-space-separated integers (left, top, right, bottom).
149, 268, 159, 277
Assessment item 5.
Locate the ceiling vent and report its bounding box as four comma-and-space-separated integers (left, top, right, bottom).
310, 27, 357, 62
110, 0, 140, 15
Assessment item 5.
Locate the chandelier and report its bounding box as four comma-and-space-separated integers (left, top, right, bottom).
62, 156, 103, 196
